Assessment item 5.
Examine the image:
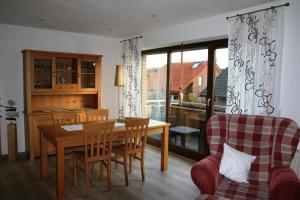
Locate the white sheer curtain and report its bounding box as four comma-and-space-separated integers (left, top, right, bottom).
226, 8, 284, 116
119, 38, 142, 118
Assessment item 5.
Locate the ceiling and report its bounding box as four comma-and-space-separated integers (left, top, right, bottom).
0, 0, 277, 38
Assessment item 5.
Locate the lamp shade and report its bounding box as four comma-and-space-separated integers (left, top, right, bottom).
114, 64, 124, 86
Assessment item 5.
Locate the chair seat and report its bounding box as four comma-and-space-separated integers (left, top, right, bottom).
217, 178, 268, 200
112, 143, 142, 155
74, 147, 110, 162
196, 194, 230, 200
197, 177, 269, 200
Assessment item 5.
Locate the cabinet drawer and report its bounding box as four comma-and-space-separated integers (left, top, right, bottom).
56, 84, 78, 92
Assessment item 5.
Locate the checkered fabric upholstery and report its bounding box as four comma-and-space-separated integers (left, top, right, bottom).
197, 178, 268, 200
206, 114, 300, 182
196, 194, 230, 200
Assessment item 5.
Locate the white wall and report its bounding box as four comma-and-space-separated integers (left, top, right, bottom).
142, 0, 300, 126
0, 24, 120, 154
1, 0, 299, 154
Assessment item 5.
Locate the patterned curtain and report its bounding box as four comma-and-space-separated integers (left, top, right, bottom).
119, 38, 142, 118
226, 8, 284, 116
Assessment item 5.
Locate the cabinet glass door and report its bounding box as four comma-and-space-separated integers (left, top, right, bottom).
55, 57, 78, 92
56, 57, 78, 85
33, 58, 53, 90
80, 60, 96, 90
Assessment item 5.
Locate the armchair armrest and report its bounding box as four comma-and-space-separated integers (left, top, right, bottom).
269, 167, 300, 200
191, 155, 222, 194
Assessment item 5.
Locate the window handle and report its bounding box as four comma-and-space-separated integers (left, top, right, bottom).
207, 98, 211, 107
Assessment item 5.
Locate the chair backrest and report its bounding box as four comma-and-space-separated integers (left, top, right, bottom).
206, 114, 300, 182
124, 118, 150, 153
86, 109, 109, 122
83, 121, 115, 162
52, 112, 78, 125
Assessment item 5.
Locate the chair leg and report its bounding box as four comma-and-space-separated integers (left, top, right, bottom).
141, 152, 145, 181
129, 155, 132, 173
100, 162, 103, 180
115, 153, 118, 169
73, 155, 77, 187
124, 154, 129, 186
85, 163, 90, 193
91, 163, 94, 173
107, 159, 112, 191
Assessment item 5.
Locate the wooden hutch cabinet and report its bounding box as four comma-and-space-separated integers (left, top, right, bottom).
23, 50, 102, 160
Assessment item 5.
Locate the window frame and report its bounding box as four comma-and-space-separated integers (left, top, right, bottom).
142, 38, 228, 160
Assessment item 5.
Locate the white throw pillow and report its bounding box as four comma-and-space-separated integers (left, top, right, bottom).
219, 143, 256, 183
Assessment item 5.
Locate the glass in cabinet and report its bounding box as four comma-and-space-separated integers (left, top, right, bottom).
32, 57, 53, 91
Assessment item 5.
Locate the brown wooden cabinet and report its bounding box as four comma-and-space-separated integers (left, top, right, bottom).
23, 50, 102, 160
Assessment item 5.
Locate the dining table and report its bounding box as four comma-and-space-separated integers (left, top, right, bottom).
39, 119, 170, 200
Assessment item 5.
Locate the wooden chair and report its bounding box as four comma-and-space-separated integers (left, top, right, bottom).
86, 109, 109, 122
112, 117, 150, 186
73, 121, 115, 192
52, 112, 82, 154
52, 112, 79, 125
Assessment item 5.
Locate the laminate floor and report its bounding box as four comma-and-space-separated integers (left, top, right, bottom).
0, 146, 200, 200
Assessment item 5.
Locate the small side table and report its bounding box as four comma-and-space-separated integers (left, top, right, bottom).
170, 126, 200, 150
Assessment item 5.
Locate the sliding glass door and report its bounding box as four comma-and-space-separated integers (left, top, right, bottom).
213, 48, 228, 114
141, 53, 167, 141
168, 48, 208, 154
142, 39, 228, 160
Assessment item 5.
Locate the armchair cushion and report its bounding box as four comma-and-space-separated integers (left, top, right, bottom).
219, 143, 256, 183
215, 178, 268, 200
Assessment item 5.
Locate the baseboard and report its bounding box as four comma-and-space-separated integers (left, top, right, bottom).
0, 152, 29, 160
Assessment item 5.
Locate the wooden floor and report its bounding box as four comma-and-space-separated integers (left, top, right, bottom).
0, 146, 200, 200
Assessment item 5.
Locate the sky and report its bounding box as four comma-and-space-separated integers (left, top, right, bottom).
146, 48, 228, 69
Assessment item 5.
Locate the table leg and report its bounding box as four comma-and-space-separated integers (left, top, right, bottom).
56, 141, 65, 200
181, 135, 186, 148
40, 131, 48, 178
198, 134, 201, 152
161, 126, 169, 171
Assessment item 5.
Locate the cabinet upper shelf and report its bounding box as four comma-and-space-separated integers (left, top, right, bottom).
23, 50, 102, 93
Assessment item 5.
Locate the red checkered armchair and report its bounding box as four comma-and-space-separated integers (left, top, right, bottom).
191, 114, 300, 200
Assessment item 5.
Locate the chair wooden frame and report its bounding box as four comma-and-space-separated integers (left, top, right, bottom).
112, 118, 150, 186
86, 109, 109, 122
73, 121, 115, 192
52, 112, 79, 125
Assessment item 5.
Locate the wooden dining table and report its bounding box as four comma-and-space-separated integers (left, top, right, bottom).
39, 119, 170, 200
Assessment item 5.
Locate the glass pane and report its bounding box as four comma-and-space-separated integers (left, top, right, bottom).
169, 49, 208, 153
34, 58, 52, 89
141, 53, 168, 141
214, 48, 228, 114
56, 57, 77, 84
81, 61, 96, 88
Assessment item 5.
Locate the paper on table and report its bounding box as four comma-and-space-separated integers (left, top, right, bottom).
148, 119, 166, 127
60, 124, 83, 131
114, 122, 125, 127
113, 120, 165, 127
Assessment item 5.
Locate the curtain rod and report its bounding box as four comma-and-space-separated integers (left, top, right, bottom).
120, 36, 143, 42
226, 2, 289, 20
